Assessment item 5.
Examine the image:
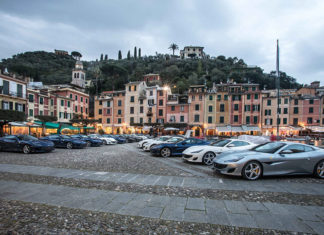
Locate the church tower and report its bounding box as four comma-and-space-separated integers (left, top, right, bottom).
71, 60, 86, 88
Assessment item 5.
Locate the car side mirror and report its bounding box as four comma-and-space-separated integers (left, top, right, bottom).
280, 149, 293, 154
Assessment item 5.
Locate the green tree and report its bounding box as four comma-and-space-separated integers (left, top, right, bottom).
134, 47, 137, 59
168, 43, 179, 55
100, 54, 103, 61
118, 50, 122, 60
104, 54, 108, 60
71, 51, 82, 60
0, 110, 26, 136
138, 48, 141, 58
35, 115, 58, 136
127, 50, 131, 60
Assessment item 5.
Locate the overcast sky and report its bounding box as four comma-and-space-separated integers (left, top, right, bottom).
0, 0, 323, 84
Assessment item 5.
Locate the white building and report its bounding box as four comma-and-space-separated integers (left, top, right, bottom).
180, 46, 206, 59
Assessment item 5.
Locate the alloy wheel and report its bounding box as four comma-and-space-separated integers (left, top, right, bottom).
243, 161, 262, 180
160, 148, 171, 158
315, 160, 324, 178
23, 145, 31, 154
203, 152, 216, 165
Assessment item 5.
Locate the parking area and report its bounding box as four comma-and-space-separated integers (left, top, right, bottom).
0, 143, 324, 234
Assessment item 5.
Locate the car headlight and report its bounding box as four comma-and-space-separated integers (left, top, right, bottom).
191, 149, 203, 153
224, 157, 245, 162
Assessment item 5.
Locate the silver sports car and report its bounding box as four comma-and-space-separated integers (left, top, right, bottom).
213, 141, 324, 180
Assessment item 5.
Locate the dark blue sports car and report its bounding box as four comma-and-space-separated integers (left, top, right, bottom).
150, 137, 210, 157
103, 134, 126, 144
40, 134, 87, 149
70, 134, 103, 147
0, 135, 54, 154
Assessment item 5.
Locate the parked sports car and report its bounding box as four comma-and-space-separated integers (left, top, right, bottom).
41, 134, 87, 149
182, 139, 256, 165
150, 137, 210, 157
213, 141, 324, 180
0, 135, 54, 154
137, 136, 171, 148
88, 134, 117, 145
103, 135, 127, 144
70, 134, 103, 147
143, 136, 184, 151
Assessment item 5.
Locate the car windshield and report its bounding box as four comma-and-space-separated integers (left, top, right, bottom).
18, 135, 38, 141
167, 137, 182, 143
158, 136, 170, 141
80, 135, 88, 138
252, 142, 286, 153
211, 139, 231, 147
61, 135, 71, 139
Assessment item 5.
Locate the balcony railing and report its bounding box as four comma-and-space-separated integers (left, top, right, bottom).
0, 89, 25, 99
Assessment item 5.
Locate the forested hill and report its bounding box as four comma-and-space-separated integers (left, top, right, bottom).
0, 51, 302, 94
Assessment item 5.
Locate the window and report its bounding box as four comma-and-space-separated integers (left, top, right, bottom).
192, 95, 195, 101
309, 107, 313, 113
128, 86, 131, 91
159, 109, 163, 116
247, 94, 251, 100
130, 117, 134, 123
293, 107, 298, 114
86, 98, 88, 104
194, 115, 200, 122
159, 99, 163, 105
278, 99, 281, 104
118, 118, 122, 124
81, 97, 83, 102
75, 106, 78, 112
17, 84, 23, 97
107, 118, 110, 123
98, 109, 102, 115
107, 109, 110, 115
159, 91, 163, 96
244, 105, 250, 111
140, 106, 143, 113
75, 95, 78, 101
29, 109, 33, 116
99, 101, 102, 105
134, 85, 136, 91
61, 100, 64, 106
224, 95, 228, 100
51, 99, 54, 106
67, 101, 70, 107
195, 104, 199, 111
118, 109, 122, 115
277, 118, 281, 125
180, 105, 184, 111
254, 94, 258, 99
293, 118, 298, 125
107, 101, 110, 107
140, 99, 143, 105
70, 94, 72, 99
246, 116, 250, 124
220, 104, 225, 112
283, 118, 287, 124
130, 107, 134, 114
51, 112, 54, 116
209, 106, 213, 112
199, 95, 202, 101
220, 116, 224, 123
208, 116, 212, 123
284, 108, 288, 114
28, 94, 34, 102
252, 87, 256, 91
170, 116, 176, 122
98, 118, 102, 123
140, 117, 143, 124
171, 106, 175, 111
2, 80, 9, 95
150, 90, 153, 96
294, 99, 298, 105
180, 116, 184, 122
283, 144, 306, 153
209, 95, 213, 101
118, 100, 122, 106
284, 98, 288, 104
267, 100, 271, 106
234, 104, 239, 111
217, 95, 221, 101
278, 108, 281, 114
234, 115, 238, 122
39, 97, 44, 104
307, 117, 313, 124
253, 116, 258, 124
270, 118, 273, 125
130, 96, 134, 102
309, 99, 314, 104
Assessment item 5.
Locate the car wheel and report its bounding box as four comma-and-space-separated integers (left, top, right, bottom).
160, 147, 171, 158
314, 160, 324, 179
242, 161, 262, 180
203, 152, 216, 165
22, 145, 31, 154
86, 141, 91, 147
66, 142, 73, 149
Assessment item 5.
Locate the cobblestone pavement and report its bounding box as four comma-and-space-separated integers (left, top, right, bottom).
0, 143, 323, 234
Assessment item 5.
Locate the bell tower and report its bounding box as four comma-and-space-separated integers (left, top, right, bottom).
71, 60, 86, 88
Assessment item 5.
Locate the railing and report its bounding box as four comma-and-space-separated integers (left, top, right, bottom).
0, 89, 25, 99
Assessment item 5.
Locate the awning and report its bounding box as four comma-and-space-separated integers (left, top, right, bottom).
164, 127, 179, 131
216, 126, 231, 132
242, 126, 261, 131
61, 126, 80, 130
307, 126, 324, 132
231, 126, 243, 132
9, 122, 28, 126
34, 121, 60, 129
289, 126, 302, 131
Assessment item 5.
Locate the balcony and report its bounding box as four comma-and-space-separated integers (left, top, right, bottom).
147, 111, 153, 117
0, 89, 25, 99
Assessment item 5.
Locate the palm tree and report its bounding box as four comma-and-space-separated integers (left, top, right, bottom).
168, 43, 179, 56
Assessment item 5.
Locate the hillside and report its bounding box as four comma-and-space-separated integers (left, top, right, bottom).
0, 51, 302, 94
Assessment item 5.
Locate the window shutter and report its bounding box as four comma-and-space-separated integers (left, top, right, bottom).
9, 102, 13, 110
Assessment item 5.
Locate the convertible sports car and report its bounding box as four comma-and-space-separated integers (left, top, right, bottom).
213, 141, 324, 180
182, 139, 256, 165
88, 134, 117, 145
150, 137, 210, 157
0, 135, 54, 154
71, 134, 103, 147
40, 134, 87, 149
143, 136, 184, 151
137, 136, 171, 148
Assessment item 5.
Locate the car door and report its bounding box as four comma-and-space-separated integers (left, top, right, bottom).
175, 139, 193, 153
1, 136, 18, 151
48, 136, 60, 147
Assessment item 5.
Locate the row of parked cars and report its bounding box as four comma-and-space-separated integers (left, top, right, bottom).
0, 134, 149, 154
137, 135, 324, 180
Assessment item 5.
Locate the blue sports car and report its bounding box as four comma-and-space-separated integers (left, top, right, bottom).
0, 135, 54, 154
70, 134, 103, 147
150, 137, 210, 157
40, 134, 87, 149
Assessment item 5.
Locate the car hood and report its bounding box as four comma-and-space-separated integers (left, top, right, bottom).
31, 140, 54, 146
215, 150, 269, 162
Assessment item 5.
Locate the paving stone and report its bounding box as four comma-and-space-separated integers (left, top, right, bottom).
110, 192, 137, 204
274, 214, 314, 233
244, 201, 268, 211
263, 202, 291, 215
206, 207, 231, 226
101, 201, 126, 213
227, 213, 258, 228
282, 204, 321, 222
205, 199, 225, 210
160, 206, 185, 221
146, 195, 170, 207
165, 196, 187, 207
304, 221, 324, 235
168, 177, 184, 187
251, 210, 286, 230
184, 210, 207, 223
186, 197, 205, 211
224, 200, 248, 214
138, 206, 164, 218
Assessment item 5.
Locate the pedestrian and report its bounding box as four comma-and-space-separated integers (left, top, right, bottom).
270, 133, 276, 142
